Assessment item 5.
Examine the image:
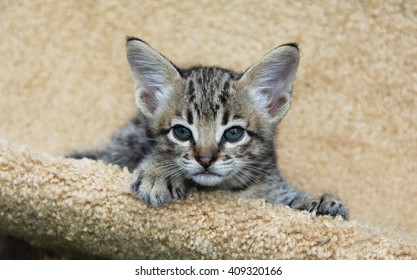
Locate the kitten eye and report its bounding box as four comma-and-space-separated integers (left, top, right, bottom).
172, 125, 193, 141
223, 127, 245, 143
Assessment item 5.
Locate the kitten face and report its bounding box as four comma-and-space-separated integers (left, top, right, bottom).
152, 70, 273, 188
126, 38, 299, 189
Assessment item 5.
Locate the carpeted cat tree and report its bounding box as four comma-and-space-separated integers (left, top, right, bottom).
1, 0, 416, 259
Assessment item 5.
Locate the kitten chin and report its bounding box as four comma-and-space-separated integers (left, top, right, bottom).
191, 172, 224, 186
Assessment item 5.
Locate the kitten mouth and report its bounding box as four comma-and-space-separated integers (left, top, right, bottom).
192, 171, 223, 186
194, 171, 222, 179
197, 171, 220, 176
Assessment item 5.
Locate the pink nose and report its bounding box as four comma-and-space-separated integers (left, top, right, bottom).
196, 154, 217, 168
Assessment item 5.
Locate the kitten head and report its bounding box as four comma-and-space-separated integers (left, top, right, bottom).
126, 37, 299, 189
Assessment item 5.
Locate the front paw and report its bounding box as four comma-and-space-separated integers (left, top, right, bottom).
130, 168, 187, 207
304, 194, 349, 220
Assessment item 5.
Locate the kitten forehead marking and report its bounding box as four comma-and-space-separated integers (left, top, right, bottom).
182, 67, 239, 121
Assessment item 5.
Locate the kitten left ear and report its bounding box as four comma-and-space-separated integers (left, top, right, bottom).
126, 37, 181, 116
240, 43, 300, 122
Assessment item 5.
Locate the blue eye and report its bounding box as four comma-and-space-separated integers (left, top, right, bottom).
173, 125, 192, 141
223, 127, 245, 142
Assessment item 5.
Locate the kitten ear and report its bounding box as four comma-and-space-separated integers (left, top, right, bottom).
126, 37, 180, 116
240, 43, 300, 122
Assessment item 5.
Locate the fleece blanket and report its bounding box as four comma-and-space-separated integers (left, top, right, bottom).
0, 0, 416, 259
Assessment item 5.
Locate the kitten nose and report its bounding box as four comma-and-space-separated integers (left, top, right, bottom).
196, 150, 217, 168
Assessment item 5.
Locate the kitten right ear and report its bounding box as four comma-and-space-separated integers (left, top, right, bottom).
126, 37, 180, 116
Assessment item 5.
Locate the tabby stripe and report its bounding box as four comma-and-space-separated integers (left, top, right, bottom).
288, 195, 298, 207
176, 188, 184, 198
158, 128, 171, 135
222, 80, 230, 96
188, 80, 196, 102
187, 80, 195, 95
247, 130, 264, 141
167, 181, 174, 198
193, 103, 201, 118
187, 110, 193, 124
222, 110, 230, 125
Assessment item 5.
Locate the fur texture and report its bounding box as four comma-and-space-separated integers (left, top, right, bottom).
68, 38, 348, 219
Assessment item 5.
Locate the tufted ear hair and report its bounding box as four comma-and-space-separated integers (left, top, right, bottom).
126, 37, 180, 116
239, 43, 300, 123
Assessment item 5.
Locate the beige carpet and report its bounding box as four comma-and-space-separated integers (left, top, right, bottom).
1, 0, 416, 259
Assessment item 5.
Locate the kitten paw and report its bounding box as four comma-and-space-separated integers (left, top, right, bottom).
130, 169, 187, 207
306, 194, 349, 220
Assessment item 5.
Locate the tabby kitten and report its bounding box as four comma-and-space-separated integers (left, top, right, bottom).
68, 37, 348, 219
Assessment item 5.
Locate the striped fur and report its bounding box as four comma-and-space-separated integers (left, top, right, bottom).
68, 38, 348, 219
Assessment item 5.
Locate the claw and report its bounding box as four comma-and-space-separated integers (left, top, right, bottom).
130, 179, 141, 193
316, 194, 349, 220
175, 188, 185, 199
307, 201, 318, 212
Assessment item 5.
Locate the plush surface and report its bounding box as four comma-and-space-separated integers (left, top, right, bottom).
0, 0, 416, 259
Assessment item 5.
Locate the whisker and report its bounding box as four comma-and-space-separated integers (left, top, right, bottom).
240, 165, 275, 181
234, 170, 257, 187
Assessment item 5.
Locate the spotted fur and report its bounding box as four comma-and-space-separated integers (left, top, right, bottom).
68, 37, 348, 219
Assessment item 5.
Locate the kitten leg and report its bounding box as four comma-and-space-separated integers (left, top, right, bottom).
285, 192, 349, 220
65, 149, 105, 161
130, 154, 188, 207
241, 175, 349, 219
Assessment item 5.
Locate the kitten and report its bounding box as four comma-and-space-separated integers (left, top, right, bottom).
68, 37, 348, 219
